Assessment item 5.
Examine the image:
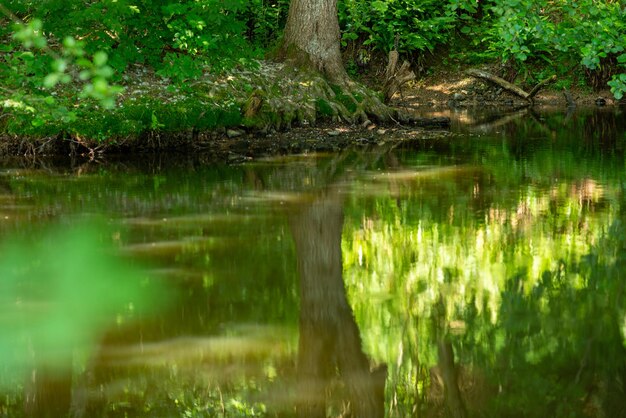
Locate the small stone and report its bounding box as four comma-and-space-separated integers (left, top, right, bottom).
226, 129, 244, 138
361, 119, 372, 128
453, 93, 466, 101
367, 124, 377, 131
327, 130, 341, 137
377, 129, 387, 135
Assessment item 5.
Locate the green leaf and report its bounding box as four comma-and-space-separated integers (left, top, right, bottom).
371, 1, 388, 13
51, 58, 67, 73
79, 70, 91, 81
93, 51, 108, 67
63, 36, 76, 48
43, 73, 60, 88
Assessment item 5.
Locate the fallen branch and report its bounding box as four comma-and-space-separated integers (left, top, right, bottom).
528, 75, 557, 98
466, 68, 530, 100
466, 69, 556, 104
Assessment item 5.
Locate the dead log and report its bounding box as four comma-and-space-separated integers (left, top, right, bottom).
382, 50, 416, 103
466, 68, 530, 100
466, 69, 555, 104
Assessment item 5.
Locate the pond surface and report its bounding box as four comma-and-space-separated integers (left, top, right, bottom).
1, 108, 626, 418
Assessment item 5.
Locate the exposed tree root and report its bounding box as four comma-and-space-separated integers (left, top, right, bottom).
237, 62, 448, 133
237, 63, 399, 131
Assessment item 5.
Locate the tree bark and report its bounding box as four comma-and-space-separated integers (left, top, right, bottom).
289, 192, 387, 418
280, 0, 349, 85
382, 51, 416, 103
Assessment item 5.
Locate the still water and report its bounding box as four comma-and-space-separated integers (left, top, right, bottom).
1, 108, 625, 418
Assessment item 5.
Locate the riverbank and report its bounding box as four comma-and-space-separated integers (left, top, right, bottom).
1, 60, 622, 160
395, 64, 621, 109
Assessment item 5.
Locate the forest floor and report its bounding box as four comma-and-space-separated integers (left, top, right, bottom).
0, 60, 621, 161
385, 60, 619, 108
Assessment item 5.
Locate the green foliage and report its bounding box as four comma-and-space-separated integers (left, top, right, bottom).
484, 0, 552, 63
0, 0, 291, 138
339, 0, 469, 56
338, 0, 626, 97
3, 0, 626, 143
159, 0, 256, 73
244, 0, 290, 49
608, 73, 626, 100
1, 15, 123, 135
3, 0, 282, 77
483, 0, 626, 95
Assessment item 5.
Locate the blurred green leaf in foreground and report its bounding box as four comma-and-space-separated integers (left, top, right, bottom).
0, 221, 172, 389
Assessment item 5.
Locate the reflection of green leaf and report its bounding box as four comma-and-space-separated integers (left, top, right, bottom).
0, 221, 172, 388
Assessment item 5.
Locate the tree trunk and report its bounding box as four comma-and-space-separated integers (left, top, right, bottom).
289, 192, 387, 418
280, 0, 349, 85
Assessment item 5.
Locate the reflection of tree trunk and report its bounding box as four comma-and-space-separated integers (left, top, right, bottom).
434, 298, 467, 418
437, 340, 467, 418
290, 192, 387, 418
24, 365, 72, 418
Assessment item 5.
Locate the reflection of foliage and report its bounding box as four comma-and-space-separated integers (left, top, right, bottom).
492, 210, 626, 417
1, 163, 300, 333
83, 332, 293, 417
342, 113, 626, 416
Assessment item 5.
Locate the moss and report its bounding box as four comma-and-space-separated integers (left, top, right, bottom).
329, 84, 342, 96
328, 83, 357, 113
315, 99, 334, 117
337, 93, 357, 113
